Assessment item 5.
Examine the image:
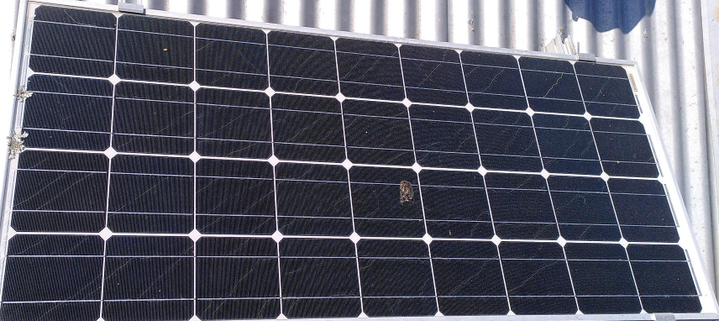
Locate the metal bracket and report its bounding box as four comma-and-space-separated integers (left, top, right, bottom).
654, 313, 677, 321
577, 52, 597, 62
118, 2, 146, 15
543, 33, 577, 56
543, 34, 597, 63
573, 42, 596, 62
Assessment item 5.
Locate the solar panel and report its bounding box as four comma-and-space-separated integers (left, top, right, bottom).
1, 3, 717, 321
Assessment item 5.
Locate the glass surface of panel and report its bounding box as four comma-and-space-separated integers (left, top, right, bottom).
0, 4, 711, 320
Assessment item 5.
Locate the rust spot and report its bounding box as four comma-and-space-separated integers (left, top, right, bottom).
399, 180, 414, 203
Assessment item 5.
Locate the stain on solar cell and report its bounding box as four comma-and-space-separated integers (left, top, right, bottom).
14, 87, 32, 101
7, 131, 29, 159
399, 180, 414, 203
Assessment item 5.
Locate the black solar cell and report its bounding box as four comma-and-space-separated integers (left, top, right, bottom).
410, 104, 480, 169
547, 176, 621, 241
420, 170, 493, 239
196, 88, 273, 159
499, 242, 576, 314
336, 38, 405, 101
196, 159, 276, 235
473, 109, 543, 171
349, 167, 424, 238
519, 57, 586, 115
533, 114, 602, 175
431, 241, 508, 315
401, 46, 467, 105
462, 51, 526, 110
592, 118, 660, 177
575, 62, 640, 119
564, 243, 641, 313
343, 99, 415, 166
275, 163, 353, 236
196, 24, 268, 89
116, 15, 194, 84
196, 237, 280, 320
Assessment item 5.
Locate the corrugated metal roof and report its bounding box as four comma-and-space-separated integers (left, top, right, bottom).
72, 0, 718, 292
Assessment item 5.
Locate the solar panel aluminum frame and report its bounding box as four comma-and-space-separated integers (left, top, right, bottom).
0, 0, 717, 320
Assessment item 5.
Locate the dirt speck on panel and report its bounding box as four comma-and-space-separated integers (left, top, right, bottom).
399, 180, 414, 203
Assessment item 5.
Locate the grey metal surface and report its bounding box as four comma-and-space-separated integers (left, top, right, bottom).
70, 0, 717, 293
702, 0, 719, 300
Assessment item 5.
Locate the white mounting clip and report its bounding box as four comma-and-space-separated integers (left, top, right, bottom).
543, 34, 596, 63
654, 313, 676, 321
119, 1, 146, 15
574, 42, 596, 62
543, 34, 576, 56
577, 52, 596, 63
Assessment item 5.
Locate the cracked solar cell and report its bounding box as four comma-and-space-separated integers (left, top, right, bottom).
112, 82, 194, 155
336, 38, 405, 101
30, 9, 116, 77
1, 235, 104, 320
196, 88, 272, 159
473, 109, 543, 172
268, 31, 338, 95
275, 163, 353, 236
519, 57, 586, 115
195, 24, 268, 89
462, 51, 526, 110
280, 239, 362, 318
22, 75, 113, 151
271, 94, 346, 162
420, 170, 493, 239
196, 237, 281, 320
575, 62, 640, 119
592, 118, 660, 178
431, 241, 508, 315
343, 99, 415, 166
196, 159, 276, 235
500, 242, 577, 315
410, 104, 480, 169
401, 46, 467, 105
533, 113, 602, 175
11, 151, 108, 233
565, 243, 641, 314
547, 176, 621, 241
